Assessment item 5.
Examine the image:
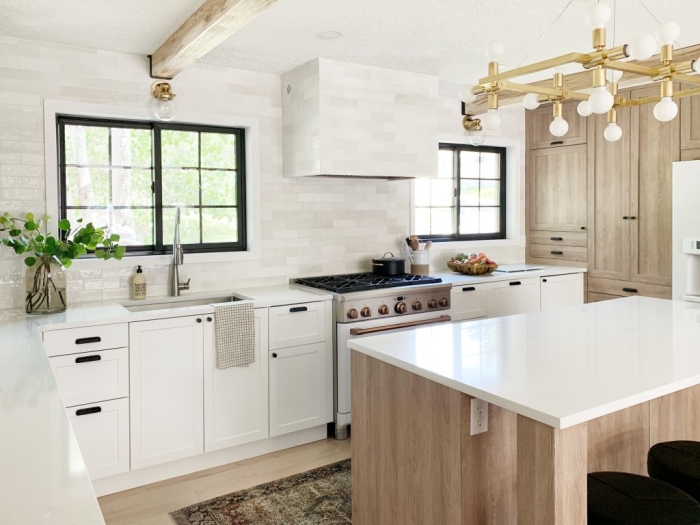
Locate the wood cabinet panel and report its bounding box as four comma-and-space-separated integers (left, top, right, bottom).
587, 292, 623, 303
527, 102, 587, 149
530, 244, 587, 262
588, 277, 672, 299
681, 148, 700, 161
681, 90, 700, 151
528, 230, 587, 247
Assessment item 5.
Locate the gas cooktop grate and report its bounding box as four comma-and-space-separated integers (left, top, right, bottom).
293, 273, 443, 293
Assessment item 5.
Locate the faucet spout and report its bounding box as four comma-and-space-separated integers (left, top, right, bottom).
171, 207, 190, 296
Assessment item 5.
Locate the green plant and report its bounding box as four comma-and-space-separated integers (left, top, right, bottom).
0, 212, 126, 268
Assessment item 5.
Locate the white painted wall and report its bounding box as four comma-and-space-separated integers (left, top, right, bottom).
0, 35, 525, 310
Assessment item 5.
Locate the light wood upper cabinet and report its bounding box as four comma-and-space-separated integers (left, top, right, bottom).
681, 88, 700, 151
528, 145, 588, 232
629, 86, 678, 286
527, 102, 587, 149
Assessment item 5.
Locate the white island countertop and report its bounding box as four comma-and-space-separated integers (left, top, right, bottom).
349, 297, 700, 429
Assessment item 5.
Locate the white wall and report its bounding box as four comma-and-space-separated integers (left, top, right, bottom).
0, 35, 524, 310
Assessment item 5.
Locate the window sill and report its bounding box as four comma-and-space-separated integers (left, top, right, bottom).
68, 249, 260, 270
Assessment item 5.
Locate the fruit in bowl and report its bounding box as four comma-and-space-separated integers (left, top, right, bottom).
447, 252, 499, 275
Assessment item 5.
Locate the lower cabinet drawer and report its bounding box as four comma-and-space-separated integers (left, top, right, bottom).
529, 230, 587, 247
49, 347, 129, 407
269, 302, 326, 350
587, 277, 672, 299
451, 284, 487, 321
43, 323, 128, 357
529, 244, 587, 262
68, 398, 130, 480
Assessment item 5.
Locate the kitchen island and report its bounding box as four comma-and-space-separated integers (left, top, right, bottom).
349, 297, 700, 524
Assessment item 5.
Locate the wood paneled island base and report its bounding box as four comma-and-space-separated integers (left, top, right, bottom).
351, 351, 700, 525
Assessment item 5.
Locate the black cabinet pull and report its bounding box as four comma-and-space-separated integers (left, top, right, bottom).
290, 306, 308, 313
551, 140, 564, 146
580, 226, 586, 230
75, 336, 101, 345
622, 287, 638, 293
630, 216, 637, 220
196, 318, 202, 323
76, 406, 101, 416
462, 286, 476, 292
207, 317, 212, 322
550, 237, 563, 241
551, 250, 564, 255
272, 353, 278, 358
623, 216, 629, 220
509, 281, 522, 286
542, 279, 548, 283
75, 355, 101, 364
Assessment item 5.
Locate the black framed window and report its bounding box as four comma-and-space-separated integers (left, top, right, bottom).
414, 144, 506, 241
57, 116, 246, 254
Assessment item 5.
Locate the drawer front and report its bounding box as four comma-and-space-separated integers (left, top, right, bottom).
451, 284, 487, 321
529, 230, 587, 247
50, 347, 129, 407
269, 302, 326, 350
587, 277, 672, 299
68, 397, 130, 480
483, 277, 541, 318
43, 323, 128, 357
529, 244, 587, 262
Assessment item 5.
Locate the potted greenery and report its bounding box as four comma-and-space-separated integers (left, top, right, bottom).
0, 212, 125, 314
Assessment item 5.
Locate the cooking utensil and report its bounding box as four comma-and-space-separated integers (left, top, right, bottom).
372, 252, 406, 276
409, 235, 420, 252
424, 241, 432, 251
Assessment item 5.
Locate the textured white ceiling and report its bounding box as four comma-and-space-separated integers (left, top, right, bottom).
1, 0, 699, 85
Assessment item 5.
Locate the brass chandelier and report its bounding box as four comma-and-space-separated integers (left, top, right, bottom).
460, 2, 700, 144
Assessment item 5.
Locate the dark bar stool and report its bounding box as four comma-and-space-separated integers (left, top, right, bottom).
588, 471, 700, 524
649, 441, 700, 502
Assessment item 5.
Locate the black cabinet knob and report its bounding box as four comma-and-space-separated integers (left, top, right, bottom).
196, 318, 202, 323
543, 279, 548, 283
272, 353, 278, 358
207, 317, 212, 322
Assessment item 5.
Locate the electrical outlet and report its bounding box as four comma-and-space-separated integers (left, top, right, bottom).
470, 398, 489, 435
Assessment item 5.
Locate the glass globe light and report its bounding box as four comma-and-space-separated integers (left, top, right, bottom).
485, 41, 505, 61
588, 86, 614, 114
656, 22, 681, 45
628, 34, 658, 60
469, 128, 486, 146
481, 109, 502, 131
603, 123, 623, 142
577, 100, 593, 117
549, 116, 569, 138
150, 97, 177, 121
606, 69, 623, 83
522, 93, 541, 110
653, 97, 678, 122
693, 59, 700, 74
585, 3, 612, 29
459, 84, 477, 104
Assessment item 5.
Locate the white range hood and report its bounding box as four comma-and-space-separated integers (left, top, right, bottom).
282, 58, 439, 179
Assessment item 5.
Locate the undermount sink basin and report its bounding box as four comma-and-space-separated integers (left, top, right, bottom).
122, 294, 248, 313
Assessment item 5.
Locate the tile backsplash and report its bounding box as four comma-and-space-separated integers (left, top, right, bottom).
0, 36, 525, 309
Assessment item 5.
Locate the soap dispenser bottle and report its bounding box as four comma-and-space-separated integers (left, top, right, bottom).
132, 266, 147, 300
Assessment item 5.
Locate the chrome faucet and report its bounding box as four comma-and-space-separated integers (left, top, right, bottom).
171, 207, 190, 297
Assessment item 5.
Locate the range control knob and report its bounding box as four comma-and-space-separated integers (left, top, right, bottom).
347, 308, 358, 319
439, 298, 449, 308
395, 302, 407, 314
361, 307, 372, 318
378, 304, 389, 315
427, 299, 438, 309
412, 301, 423, 311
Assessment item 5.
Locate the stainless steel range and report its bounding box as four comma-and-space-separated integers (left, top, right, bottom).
293, 273, 452, 439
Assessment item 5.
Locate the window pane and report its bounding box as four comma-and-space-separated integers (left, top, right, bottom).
202, 208, 238, 243
460, 179, 479, 206
162, 169, 200, 206
111, 169, 153, 207
110, 128, 152, 167
201, 133, 237, 170
66, 167, 109, 207
430, 179, 453, 207
202, 171, 236, 206
161, 130, 199, 168
415, 207, 431, 236
480, 152, 501, 179
438, 149, 453, 179
64, 207, 153, 247
162, 207, 201, 245
459, 207, 479, 234
459, 150, 480, 178
64, 125, 109, 165
479, 180, 500, 206
414, 179, 431, 207
431, 208, 453, 235
480, 207, 500, 233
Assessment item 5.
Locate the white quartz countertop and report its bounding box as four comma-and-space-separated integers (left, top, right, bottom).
349, 297, 700, 429
430, 265, 586, 286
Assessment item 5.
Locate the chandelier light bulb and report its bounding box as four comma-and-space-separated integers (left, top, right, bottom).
694, 60, 700, 74
585, 3, 612, 29
604, 122, 623, 142
459, 84, 477, 104
522, 93, 541, 110
653, 97, 679, 122
628, 34, 658, 61
577, 100, 593, 117
485, 40, 505, 61
549, 116, 569, 137
481, 109, 502, 131
606, 69, 623, 83
469, 128, 486, 146
656, 22, 681, 45
588, 86, 615, 114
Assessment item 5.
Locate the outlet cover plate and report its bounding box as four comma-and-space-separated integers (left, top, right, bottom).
470, 398, 489, 435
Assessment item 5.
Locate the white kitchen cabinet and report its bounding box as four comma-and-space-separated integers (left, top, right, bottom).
204, 309, 269, 452
483, 278, 541, 318
269, 301, 326, 350
130, 315, 204, 470
68, 398, 129, 480
450, 284, 488, 322
269, 342, 327, 437
540, 273, 584, 311
43, 323, 128, 357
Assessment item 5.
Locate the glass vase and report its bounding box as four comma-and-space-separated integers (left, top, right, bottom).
25, 258, 67, 315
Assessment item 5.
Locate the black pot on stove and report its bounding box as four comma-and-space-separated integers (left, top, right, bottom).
371, 252, 406, 276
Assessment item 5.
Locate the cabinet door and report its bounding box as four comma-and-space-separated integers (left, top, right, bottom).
269, 342, 327, 437
450, 284, 487, 321
130, 316, 204, 470
588, 106, 631, 281
681, 89, 700, 151
204, 309, 269, 452
540, 274, 584, 311
484, 278, 540, 318
269, 302, 326, 350
630, 86, 678, 286
527, 102, 587, 149
528, 145, 588, 232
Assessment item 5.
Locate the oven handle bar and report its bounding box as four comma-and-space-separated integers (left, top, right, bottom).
349, 315, 452, 336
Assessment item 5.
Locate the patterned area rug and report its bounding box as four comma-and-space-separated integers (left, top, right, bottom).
169, 459, 352, 525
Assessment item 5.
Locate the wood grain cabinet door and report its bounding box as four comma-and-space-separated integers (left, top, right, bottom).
527, 102, 587, 149
528, 145, 588, 232
681, 87, 700, 151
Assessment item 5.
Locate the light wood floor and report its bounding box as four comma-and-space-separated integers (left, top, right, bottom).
99, 438, 352, 525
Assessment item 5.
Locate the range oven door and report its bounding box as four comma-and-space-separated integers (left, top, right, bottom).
335, 311, 452, 426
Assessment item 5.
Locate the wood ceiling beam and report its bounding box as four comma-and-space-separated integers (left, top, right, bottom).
463, 44, 700, 115
150, 0, 280, 79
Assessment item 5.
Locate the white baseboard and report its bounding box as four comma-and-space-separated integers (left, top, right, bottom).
92, 425, 329, 497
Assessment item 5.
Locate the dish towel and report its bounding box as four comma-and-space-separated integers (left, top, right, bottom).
215, 302, 255, 369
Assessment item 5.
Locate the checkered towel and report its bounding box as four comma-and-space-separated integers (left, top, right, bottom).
215, 302, 255, 369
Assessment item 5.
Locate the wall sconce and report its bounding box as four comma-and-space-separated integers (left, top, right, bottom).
462, 116, 485, 146
150, 81, 177, 121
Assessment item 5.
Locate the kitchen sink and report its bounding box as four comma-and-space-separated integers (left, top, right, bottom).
122, 294, 249, 313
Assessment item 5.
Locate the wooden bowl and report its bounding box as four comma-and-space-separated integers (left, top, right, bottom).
446, 261, 499, 275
